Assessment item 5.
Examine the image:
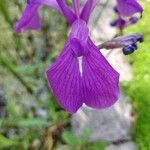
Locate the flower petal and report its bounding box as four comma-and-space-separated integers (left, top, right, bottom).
33, 0, 61, 12
70, 19, 89, 45
80, 0, 99, 22
46, 19, 90, 113
116, 0, 143, 17
56, 0, 76, 24
15, 0, 61, 32
15, 4, 40, 32
46, 43, 83, 113
72, 0, 80, 16
82, 39, 120, 109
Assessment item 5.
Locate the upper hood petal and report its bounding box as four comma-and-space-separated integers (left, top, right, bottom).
116, 0, 143, 17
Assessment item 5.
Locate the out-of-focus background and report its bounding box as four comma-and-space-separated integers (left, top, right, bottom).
0, 0, 149, 150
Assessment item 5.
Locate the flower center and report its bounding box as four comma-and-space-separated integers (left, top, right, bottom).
70, 38, 87, 77
77, 56, 83, 77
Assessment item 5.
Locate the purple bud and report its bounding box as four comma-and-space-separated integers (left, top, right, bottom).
122, 45, 135, 55
129, 17, 139, 24
110, 20, 118, 26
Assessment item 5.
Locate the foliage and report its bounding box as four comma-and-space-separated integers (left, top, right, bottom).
0, 0, 68, 149
61, 130, 106, 150
123, 1, 150, 150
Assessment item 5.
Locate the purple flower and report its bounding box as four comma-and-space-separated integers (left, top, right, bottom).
15, 0, 120, 113
116, 0, 143, 17
111, 5, 140, 30
46, 0, 119, 113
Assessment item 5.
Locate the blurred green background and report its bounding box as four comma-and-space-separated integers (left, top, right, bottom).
0, 0, 149, 150
123, 1, 150, 150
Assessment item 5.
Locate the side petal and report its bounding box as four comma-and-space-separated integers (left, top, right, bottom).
80, 0, 99, 23
15, 4, 40, 32
82, 39, 120, 109
15, 0, 61, 32
56, 0, 76, 25
116, 0, 143, 17
72, 0, 80, 17
46, 43, 83, 113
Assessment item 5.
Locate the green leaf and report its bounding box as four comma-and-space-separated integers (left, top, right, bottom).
86, 141, 106, 150
0, 118, 49, 128
0, 0, 12, 27
18, 118, 49, 127
15, 65, 37, 76
0, 134, 16, 149
62, 131, 79, 146
80, 128, 91, 144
